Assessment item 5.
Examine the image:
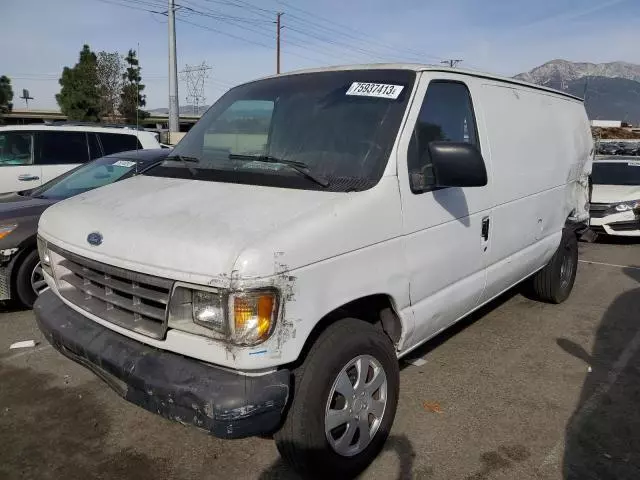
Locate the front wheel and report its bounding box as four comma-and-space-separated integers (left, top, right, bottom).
275, 318, 399, 478
15, 250, 47, 308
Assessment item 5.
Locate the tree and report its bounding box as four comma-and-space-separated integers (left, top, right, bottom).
97, 51, 124, 121
120, 49, 148, 124
0, 75, 14, 122
56, 44, 101, 122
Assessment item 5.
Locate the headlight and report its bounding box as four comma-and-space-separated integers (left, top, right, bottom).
168, 286, 227, 339
193, 290, 225, 330
168, 285, 278, 346
0, 224, 17, 240
36, 236, 53, 275
615, 200, 640, 212
230, 290, 278, 346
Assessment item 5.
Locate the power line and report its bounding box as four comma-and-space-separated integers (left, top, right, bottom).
283, 24, 396, 63
196, 0, 276, 15
91, 0, 165, 14
276, 1, 445, 63
175, 15, 334, 65
174, 8, 365, 65
179, 3, 274, 25
181, 0, 430, 64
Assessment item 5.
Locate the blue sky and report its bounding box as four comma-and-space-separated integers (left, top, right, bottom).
2, 0, 640, 110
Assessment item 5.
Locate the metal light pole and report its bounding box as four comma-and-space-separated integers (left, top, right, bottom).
276, 12, 283, 74
168, 0, 179, 136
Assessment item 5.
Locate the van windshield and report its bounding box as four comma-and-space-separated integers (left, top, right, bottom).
145, 69, 415, 191
592, 161, 640, 186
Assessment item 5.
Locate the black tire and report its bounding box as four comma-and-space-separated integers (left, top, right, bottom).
530, 228, 578, 304
14, 250, 43, 309
275, 318, 399, 479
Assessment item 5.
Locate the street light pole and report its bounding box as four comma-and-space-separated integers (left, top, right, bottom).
168, 0, 180, 137
276, 12, 283, 74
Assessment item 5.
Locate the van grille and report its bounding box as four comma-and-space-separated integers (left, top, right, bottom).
49, 245, 173, 339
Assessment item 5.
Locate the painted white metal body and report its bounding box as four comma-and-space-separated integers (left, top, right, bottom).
37, 65, 593, 373
0, 125, 160, 194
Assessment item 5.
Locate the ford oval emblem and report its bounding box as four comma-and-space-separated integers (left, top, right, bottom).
87, 232, 103, 246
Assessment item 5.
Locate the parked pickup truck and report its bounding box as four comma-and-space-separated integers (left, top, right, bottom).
34, 64, 592, 478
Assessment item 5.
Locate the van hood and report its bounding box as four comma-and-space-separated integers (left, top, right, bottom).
591, 184, 640, 204
38, 175, 401, 284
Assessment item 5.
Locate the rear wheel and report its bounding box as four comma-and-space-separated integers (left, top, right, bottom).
275, 318, 399, 478
15, 250, 47, 308
530, 228, 578, 304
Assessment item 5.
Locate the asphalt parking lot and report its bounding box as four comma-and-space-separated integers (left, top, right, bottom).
1, 238, 639, 480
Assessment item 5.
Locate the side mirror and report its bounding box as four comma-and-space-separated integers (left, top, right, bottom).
428, 141, 488, 188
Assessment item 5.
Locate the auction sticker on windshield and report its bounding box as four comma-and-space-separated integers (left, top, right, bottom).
346, 82, 404, 99
113, 160, 137, 168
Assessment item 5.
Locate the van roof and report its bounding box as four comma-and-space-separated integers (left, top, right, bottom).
0, 124, 157, 137
255, 63, 583, 102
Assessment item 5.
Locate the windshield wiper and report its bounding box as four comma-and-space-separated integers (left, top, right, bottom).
228, 154, 330, 188
166, 154, 199, 177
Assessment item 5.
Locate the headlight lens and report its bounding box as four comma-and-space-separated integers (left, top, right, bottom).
615, 200, 640, 212
168, 286, 227, 339
0, 224, 18, 240
193, 290, 225, 330
230, 290, 278, 345
168, 285, 278, 345
36, 236, 53, 275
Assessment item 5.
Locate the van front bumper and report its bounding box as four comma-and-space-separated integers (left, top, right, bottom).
34, 290, 290, 439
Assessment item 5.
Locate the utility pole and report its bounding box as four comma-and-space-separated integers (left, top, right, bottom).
276, 12, 283, 74
168, 0, 180, 136
441, 59, 463, 68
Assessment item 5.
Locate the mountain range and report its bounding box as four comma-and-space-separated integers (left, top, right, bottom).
515, 60, 640, 124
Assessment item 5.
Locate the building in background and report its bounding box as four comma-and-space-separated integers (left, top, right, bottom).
591, 120, 623, 128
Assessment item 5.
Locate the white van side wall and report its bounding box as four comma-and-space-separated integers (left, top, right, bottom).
476, 82, 592, 301
479, 83, 592, 220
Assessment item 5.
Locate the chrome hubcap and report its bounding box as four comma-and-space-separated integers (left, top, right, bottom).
30, 262, 47, 296
324, 354, 387, 457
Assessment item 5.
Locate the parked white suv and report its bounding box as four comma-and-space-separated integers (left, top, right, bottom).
34, 65, 592, 477
589, 156, 640, 236
0, 124, 160, 194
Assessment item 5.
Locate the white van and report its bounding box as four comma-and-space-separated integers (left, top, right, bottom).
34, 65, 592, 477
589, 156, 640, 236
0, 125, 160, 194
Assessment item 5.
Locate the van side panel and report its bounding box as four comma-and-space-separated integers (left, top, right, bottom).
394, 73, 493, 352
477, 83, 592, 302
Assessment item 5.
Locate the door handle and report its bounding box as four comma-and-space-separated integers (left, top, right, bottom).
481, 217, 490, 241
18, 174, 40, 181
